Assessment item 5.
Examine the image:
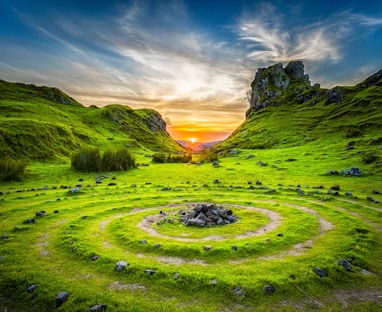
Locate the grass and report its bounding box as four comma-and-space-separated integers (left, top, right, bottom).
0, 76, 381, 310
0, 151, 381, 311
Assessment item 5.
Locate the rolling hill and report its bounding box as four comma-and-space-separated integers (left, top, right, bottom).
0, 80, 183, 161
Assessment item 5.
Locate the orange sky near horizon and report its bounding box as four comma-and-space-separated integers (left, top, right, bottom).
167, 127, 233, 143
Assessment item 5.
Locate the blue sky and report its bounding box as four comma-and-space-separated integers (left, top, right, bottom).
1, 0, 382, 141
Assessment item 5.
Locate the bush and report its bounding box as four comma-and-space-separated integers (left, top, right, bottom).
71, 147, 136, 172
152, 153, 192, 163
0, 157, 27, 181
102, 148, 136, 171
198, 149, 219, 163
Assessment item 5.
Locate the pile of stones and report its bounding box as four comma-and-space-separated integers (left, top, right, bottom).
179, 203, 238, 227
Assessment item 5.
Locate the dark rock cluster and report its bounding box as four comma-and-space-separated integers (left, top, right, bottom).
179, 203, 238, 227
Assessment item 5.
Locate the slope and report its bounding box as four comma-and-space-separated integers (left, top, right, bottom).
0, 80, 183, 161
216, 62, 382, 174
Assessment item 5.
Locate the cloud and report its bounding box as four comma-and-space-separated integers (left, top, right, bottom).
235, 4, 382, 66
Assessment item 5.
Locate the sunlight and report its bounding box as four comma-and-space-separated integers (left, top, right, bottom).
189, 137, 198, 144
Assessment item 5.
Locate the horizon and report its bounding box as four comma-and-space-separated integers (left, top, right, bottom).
1, 0, 382, 142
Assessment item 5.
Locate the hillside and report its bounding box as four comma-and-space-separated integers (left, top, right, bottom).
0, 80, 183, 160
216, 62, 382, 173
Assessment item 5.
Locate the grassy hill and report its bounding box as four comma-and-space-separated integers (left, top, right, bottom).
0, 80, 183, 161
216, 63, 382, 175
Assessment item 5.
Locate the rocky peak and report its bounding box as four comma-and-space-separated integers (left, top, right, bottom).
247, 61, 311, 116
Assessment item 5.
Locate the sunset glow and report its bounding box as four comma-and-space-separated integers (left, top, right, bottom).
189, 138, 197, 144
1, 1, 381, 142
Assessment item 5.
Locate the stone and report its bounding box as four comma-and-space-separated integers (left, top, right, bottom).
263, 284, 275, 294
56, 291, 69, 308
203, 246, 212, 251
115, 260, 128, 272
213, 179, 220, 184
210, 279, 218, 285
297, 189, 305, 195
231, 246, 238, 251
154, 244, 162, 248
36, 211, 46, 217
54, 210, 59, 213
1, 235, 9, 239
89, 304, 107, 311
140, 240, 147, 244
91, 255, 99, 261
325, 87, 345, 105
68, 186, 81, 193
367, 196, 375, 202
0, 256, 4, 260
372, 189, 380, 194
144, 269, 156, 275
337, 259, 352, 271
27, 284, 39, 293
173, 273, 180, 280
276, 233, 284, 237
313, 267, 327, 278
326, 170, 339, 175
330, 185, 340, 191
23, 218, 35, 224
233, 285, 245, 297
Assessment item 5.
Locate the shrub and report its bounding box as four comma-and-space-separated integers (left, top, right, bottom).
152, 153, 192, 163
102, 148, 136, 171
199, 149, 219, 163
0, 157, 27, 181
71, 148, 101, 172
71, 147, 136, 172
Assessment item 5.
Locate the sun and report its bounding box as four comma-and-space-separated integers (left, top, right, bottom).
189, 138, 198, 144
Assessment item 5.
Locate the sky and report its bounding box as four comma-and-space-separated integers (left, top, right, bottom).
1, 0, 382, 142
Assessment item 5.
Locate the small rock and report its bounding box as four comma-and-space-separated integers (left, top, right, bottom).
54, 210, 59, 213
91, 255, 99, 261
1, 235, 9, 239
115, 260, 128, 272
276, 233, 283, 237
173, 273, 180, 280
56, 291, 69, 308
231, 246, 238, 251
140, 240, 147, 244
144, 269, 156, 275
89, 304, 107, 312
367, 196, 375, 202
213, 179, 220, 184
210, 279, 218, 285
36, 211, 46, 217
331, 185, 340, 191
154, 244, 162, 248
203, 246, 212, 251
233, 285, 244, 297
68, 186, 81, 193
313, 267, 327, 278
372, 189, 380, 194
297, 189, 305, 195
263, 284, 275, 294
27, 284, 39, 293
23, 218, 35, 224
337, 259, 352, 271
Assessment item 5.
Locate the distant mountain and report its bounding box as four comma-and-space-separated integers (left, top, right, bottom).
216, 61, 382, 151
0, 80, 184, 160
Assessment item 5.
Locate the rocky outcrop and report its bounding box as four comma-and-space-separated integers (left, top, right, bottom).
247, 61, 311, 116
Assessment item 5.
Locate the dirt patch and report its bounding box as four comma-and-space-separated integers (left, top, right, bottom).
33, 233, 50, 257
108, 281, 147, 293
155, 256, 208, 266
332, 287, 382, 309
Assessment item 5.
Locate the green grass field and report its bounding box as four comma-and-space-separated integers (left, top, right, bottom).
1, 148, 381, 311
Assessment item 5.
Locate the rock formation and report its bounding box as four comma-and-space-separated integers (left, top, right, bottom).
246, 61, 350, 117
